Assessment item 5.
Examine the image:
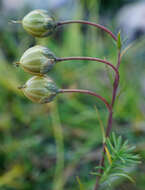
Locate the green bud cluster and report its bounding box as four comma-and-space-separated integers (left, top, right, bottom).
16, 10, 60, 103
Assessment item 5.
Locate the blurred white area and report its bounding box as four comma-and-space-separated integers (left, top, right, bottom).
1, 0, 78, 21
117, 1, 145, 42
2, 0, 68, 10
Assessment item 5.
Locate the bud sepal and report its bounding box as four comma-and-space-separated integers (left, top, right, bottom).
19, 45, 56, 75
20, 76, 59, 104
22, 9, 56, 37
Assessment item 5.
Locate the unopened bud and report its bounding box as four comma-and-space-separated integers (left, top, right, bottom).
20, 76, 59, 103
19, 45, 56, 75
22, 9, 56, 37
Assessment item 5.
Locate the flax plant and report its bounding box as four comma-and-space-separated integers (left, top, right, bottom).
13, 9, 140, 190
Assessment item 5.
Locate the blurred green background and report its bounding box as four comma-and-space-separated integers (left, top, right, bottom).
0, 0, 145, 189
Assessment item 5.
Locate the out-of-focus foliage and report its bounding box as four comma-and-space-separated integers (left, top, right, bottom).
0, 0, 144, 190
99, 0, 137, 14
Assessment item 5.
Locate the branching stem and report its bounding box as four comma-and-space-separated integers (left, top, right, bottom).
56, 19, 121, 190
56, 53, 121, 189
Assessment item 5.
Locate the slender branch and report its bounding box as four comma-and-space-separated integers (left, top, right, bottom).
111, 51, 121, 109
106, 52, 121, 136
56, 57, 119, 81
59, 89, 111, 112
56, 20, 117, 41
117, 50, 121, 69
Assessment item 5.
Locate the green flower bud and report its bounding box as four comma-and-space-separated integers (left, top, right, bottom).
19, 45, 56, 75
22, 9, 56, 37
20, 76, 59, 103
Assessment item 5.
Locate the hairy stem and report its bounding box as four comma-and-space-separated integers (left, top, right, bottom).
94, 50, 121, 190
56, 20, 117, 41
59, 89, 111, 112
56, 57, 119, 80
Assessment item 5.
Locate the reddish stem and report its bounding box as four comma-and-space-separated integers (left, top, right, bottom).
117, 50, 121, 69
94, 50, 121, 190
56, 20, 117, 41
56, 57, 119, 80
59, 89, 111, 112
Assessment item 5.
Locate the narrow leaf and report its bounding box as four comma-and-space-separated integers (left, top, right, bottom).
95, 106, 106, 143
117, 31, 122, 50
76, 176, 86, 190
111, 173, 135, 183
90, 172, 102, 176
105, 146, 112, 165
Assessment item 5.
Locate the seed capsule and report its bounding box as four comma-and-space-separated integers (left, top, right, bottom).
22, 9, 56, 37
19, 45, 56, 75
20, 76, 59, 103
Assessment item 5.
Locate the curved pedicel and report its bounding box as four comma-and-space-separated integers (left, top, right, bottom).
56, 20, 117, 41
59, 89, 111, 112
56, 56, 119, 81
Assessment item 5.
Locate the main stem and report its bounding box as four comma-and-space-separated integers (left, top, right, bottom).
94, 50, 121, 190
56, 20, 117, 41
